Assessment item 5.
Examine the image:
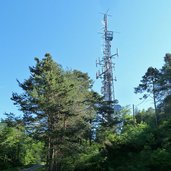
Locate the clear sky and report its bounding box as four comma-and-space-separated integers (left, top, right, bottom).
0, 0, 171, 118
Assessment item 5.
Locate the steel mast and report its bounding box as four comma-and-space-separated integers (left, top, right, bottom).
96, 13, 118, 105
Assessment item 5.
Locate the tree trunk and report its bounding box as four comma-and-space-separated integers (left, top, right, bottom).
89, 119, 92, 146
152, 81, 158, 127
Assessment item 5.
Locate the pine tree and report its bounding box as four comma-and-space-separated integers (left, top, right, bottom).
11, 53, 97, 170
135, 67, 161, 126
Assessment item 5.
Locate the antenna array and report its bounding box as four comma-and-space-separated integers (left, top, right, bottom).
96, 13, 118, 104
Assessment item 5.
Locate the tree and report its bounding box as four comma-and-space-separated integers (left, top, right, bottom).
135, 67, 161, 126
158, 53, 171, 118
135, 108, 156, 127
1, 112, 23, 128
12, 54, 64, 170
11, 53, 97, 170
0, 117, 44, 170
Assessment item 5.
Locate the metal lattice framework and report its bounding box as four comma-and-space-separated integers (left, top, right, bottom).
96, 14, 118, 104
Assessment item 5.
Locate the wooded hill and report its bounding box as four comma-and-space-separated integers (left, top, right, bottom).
1, 53, 171, 171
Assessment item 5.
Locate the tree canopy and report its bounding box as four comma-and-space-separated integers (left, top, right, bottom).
1, 53, 171, 171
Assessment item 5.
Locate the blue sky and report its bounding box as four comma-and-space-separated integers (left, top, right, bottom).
0, 0, 171, 118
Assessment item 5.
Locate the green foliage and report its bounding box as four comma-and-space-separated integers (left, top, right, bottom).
74, 144, 104, 171
0, 125, 23, 169
2, 52, 171, 171
150, 148, 171, 170
135, 108, 156, 127
135, 67, 161, 126
11, 54, 97, 170
21, 138, 44, 165
76, 115, 171, 171
135, 54, 171, 124
0, 117, 44, 170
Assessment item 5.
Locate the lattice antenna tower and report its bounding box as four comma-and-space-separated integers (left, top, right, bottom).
96, 13, 118, 104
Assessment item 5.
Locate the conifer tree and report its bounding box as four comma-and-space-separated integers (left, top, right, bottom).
135, 67, 161, 126
11, 53, 97, 170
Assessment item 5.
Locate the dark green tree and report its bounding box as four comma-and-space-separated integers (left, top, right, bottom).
135, 67, 161, 126
135, 108, 156, 127
1, 113, 23, 128
158, 53, 171, 118
11, 53, 97, 171
0, 116, 44, 170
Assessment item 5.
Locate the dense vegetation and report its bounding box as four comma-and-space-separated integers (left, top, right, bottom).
1, 53, 171, 171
